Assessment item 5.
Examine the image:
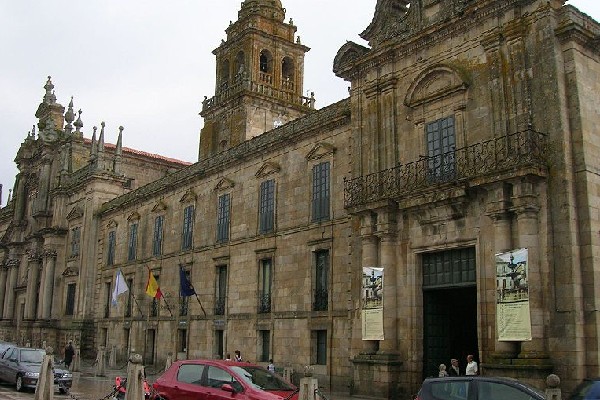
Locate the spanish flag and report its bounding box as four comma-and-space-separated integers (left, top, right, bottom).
145, 270, 163, 299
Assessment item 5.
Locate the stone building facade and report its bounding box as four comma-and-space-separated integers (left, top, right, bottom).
0, 0, 599, 398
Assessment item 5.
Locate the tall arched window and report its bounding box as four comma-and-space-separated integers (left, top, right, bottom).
281, 56, 295, 90
234, 51, 246, 81
259, 49, 273, 84
220, 59, 230, 90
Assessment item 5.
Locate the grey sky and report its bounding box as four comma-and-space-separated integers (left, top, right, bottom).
0, 1, 598, 207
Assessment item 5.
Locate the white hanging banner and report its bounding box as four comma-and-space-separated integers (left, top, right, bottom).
362, 267, 384, 341
495, 248, 532, 341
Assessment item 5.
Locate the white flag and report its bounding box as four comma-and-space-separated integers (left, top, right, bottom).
111, 269, 128, 306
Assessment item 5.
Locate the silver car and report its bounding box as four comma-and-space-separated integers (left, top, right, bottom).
0, 346, 72, 393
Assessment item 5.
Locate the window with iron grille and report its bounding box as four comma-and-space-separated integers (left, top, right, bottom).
182, 205, 194, 250
152, 215, 164, 256
70, 227, 81, 257
215, 265, 227, 315
107, 231, 116, 266
314, 330, 327, 365
258, 258, 272, 313
422, 247, 476, 288
65, 283, 76, 316
259, 330, 270, 362
312, 162, 330, 222
128, 223, 138, 261
217, 194, 230, 243
180, 269, 191, 316
313, 250, 329, 311
125, 278, 133, 317
426, 116, 456, 182
259, 180, 275, 234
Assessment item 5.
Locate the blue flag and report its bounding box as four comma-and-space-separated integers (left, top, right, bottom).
179, 265, 196, 297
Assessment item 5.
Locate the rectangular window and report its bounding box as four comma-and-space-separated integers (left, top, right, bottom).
125, 278, 133, 317
313, 250, 329, 311
153, 216, 164, 256
182, 205, 194, 250
180, 269, 191, 316
259, 330, 270, 362
314, 330, 327, 365
104, 282, 111, 318
70, 227, 81, 257
259, 180, 275, 234
178, 329, 187, 353
128, 223, 138, 261
422, 247, 476, 288
65, 283, 76, 316
151, 275, 160, 317
215, 265, 227, 315
426, 116, 456, 182
258, 258, 272, 313
216, 330, 224, 360
107, 231, 116, 266
312, 162, 330, 222
217, 194, 230, 243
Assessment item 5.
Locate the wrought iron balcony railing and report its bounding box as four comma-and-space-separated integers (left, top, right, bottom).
179, 297, 189, 316
344, 130, 547, 208
258, 292, 271, 314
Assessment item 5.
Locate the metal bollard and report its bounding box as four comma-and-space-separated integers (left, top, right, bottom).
165, 352, 173, 371
545, 374, 562, 400
125, 353, 146, 400
95, 346, 106, 377
299, 376, 318, 400
34, 346, 54, 400
283, 367, 294, 384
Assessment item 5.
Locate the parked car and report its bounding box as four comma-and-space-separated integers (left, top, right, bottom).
569, 378, 600, 399
0, 341, 16, 355
0, 346, 72, 393
152, 359, 299, 400
414, 376, 545, 400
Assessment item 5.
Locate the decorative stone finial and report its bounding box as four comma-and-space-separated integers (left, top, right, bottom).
74, 109, 83, 133
43, 76, 56, 104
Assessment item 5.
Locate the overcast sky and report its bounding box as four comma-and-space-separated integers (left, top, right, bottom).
0, 1, 598, 207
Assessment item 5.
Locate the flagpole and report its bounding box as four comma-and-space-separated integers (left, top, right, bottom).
162, 296, 173, 317
194, 293, 207, 317
132, 294, 144, 317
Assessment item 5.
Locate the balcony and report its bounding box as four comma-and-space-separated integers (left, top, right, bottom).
258, 292, 271, 314
215, 296, 226, 316
344, 130, 547, 209
313, 288, 328, 311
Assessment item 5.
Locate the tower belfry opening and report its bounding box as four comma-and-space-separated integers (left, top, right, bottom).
199, 0, 314, 160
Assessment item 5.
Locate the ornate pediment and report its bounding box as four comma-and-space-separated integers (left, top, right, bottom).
127, 211, 141, 222
255, 162, 281, 178
215, 178, 235, 192
152, 200, 168, 213
360, 0, 415, 48
62, 266, 80, 277
66, 206, 84, 220
333, 41, 370, 77
405, 64, 469, 108
179, 189, 197, 204
306, 143, 336, 161
107, 219, 118, 229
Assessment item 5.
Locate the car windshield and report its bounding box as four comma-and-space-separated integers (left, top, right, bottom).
571, 380, 600, 400
231, 366, 295, 391
20, 349, 45, 363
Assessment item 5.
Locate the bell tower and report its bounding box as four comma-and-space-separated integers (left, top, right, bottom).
199, 0, 314, 160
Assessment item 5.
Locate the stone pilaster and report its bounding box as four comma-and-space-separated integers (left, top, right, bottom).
377, 205, 398, 354
0, 264, 7, 318
40, 249, 57, 319
512, 181, 547, 359
485, 183, 518, 359
25, 250, 42, 320
3, 259, 20, 319
360, 212, 379, 353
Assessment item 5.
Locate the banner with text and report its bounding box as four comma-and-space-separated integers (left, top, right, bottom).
362, 267, 384, 340
496, 248, 532, 341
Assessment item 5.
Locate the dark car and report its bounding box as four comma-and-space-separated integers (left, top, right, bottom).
152, 359, 299, 400
414, 376, 545, 400
0, 346, 72, 393
569, 378, 600, 399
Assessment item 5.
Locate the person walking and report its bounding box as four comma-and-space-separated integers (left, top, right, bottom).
438, 364, 449, 377
267, 359, 275, 373
64, 340, 75, 369
448, 358, 460, 376
234, 350, 242, 362
465, 354, 478, 376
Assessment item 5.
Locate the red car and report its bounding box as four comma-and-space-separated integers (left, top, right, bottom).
152, 359, 299, 400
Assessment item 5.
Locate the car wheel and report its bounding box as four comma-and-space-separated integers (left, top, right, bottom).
59, 387, 70, 394
15, 375, 23, 392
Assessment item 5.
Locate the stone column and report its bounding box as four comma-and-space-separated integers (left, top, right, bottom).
3, 259, 19, 319
41, 250, 57, 319
513, 180, 547, 358
361, 221, 379, 353
25, 250, 42, 320
0, 264, 8, 318
486, 183, 518, 358
379, 233, 398, 353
